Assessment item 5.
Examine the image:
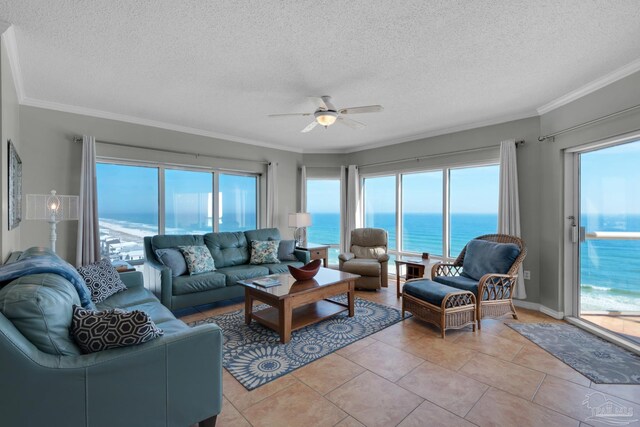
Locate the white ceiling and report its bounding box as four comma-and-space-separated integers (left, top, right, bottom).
1, 1, 640, 153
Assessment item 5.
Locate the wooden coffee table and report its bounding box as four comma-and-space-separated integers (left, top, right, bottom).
237, 268, 360, 343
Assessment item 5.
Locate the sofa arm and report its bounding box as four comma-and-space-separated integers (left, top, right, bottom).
339, 252, 354, 262
377, 253, 390, 262
478, 273, 516, 301
146, 260, 174, 309
294, 249, 311, 264
118, 271, 144, 289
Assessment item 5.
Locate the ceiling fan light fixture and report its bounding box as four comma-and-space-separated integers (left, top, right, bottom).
314, 110, 338, 126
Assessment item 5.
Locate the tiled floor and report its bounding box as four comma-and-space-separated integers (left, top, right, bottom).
181, 284, 640, 427
582, 314, 640, 345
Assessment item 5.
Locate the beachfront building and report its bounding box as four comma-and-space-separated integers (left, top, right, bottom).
1, 3, 639, 426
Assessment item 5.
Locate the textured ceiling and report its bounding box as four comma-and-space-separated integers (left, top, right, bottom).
1, 1, 640, 153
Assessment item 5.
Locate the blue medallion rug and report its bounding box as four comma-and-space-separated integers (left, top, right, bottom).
188, 296, 406, 390
507, 323, 640, 384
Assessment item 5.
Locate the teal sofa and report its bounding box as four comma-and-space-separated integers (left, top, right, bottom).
144, 228, 310, 311
0, 248, 222, 427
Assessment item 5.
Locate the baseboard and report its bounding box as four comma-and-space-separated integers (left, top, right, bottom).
512, 299, 565, 320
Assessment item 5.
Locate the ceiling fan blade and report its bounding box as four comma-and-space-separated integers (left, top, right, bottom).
301, 121, 318, 133
337, 116, 366, 130
268, 113, 312, 117
339, 105, 384, 115
308, 97, 328, 110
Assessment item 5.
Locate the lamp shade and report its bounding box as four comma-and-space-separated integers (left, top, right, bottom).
26, 190, 79, 221
288, 212, 312, 228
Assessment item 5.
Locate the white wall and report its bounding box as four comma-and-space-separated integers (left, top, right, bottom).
19, 106, 302, 262
0, 34, 21, 262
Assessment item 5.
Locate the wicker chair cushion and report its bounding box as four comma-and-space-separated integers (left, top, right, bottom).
403, 280, 460, 306
433, 275, 480, 295
461, 239, 520, 281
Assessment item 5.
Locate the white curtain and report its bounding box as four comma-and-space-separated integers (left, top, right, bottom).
498, 139, 526, 299
76, 135, 100, 267
299, 165, 307, 243
339, 166, 348, 252
345, 165, 361, 251
266, 162, 278, 228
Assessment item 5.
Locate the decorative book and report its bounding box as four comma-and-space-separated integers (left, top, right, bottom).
252, 277, 281, 288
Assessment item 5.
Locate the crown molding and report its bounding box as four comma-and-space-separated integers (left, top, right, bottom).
20, 97, 305, 153
303, 110, 538, 154
1, 25, 26, 103
537, 57, 640, 115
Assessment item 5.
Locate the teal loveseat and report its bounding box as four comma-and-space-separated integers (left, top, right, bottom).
0, 248, 222, 427
144, 228, 310, 311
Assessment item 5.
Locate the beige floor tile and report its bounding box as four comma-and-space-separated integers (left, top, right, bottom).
217, 397, 251, 427
345, 340, 424, 382
459, 352, 545, 400
369, 320, 434, 348
292, 353, 365, 395
400, 317, 444, 337
475, 318, 511, 336
334, 416, 366, 427
397, 400, 476, 427
465, 387, 580, 427
242, 381, 347, 427
397, 360, 488, 417
326, 371, 423, 427
498, 324, 534, 344
178, 312, 210, 324
454, 329, 524, 361
222, 370, 300, 411
403, 335, 477, 371
589, 383, 640, 405
512, 344, 591, 386
534, 375, 640, 424
335, 336, 376, 357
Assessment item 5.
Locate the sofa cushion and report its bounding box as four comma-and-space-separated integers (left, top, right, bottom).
245, 228, 281, 243
340, 259, 381, 277
76, 258, 128, 304
250, 240, 280, 264
352, 245, 386, 259
150, 234, 204, 251
96, 286, 159, 310
0, 274, 81, 355
461, 239, 521, 281
178, 245, 216, 275
204, 232, 249, 268
273, 239, 297, 261
215, 265, 270, 286
155, 248, 187, 277
433, 275, 479, 295
172, 272, 227, 296
261, 261, 304, 274
403, 279, 460, 306
70, 305, 164, 354
154, 317, 190, 335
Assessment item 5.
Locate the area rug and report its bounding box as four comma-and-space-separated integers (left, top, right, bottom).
188, 296, 406, 390
507, 323, 640, 384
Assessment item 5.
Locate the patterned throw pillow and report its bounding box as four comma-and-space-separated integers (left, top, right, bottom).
250, 240, 280, 264
76, 258, 128, 304
177, 245, 216, 275
70, 305, 163, 354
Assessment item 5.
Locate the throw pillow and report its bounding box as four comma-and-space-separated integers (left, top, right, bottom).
155, 248, 188, 277
70, 305, 163, 354
76, 258, 128, 304
250, 240, 280, 264
461, 239, 521, 281
276, 239, 298, 261
177, 245, 216, 275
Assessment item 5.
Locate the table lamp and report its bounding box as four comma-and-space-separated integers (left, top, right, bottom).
26, 190, 79, 253
288, 213, 312, 246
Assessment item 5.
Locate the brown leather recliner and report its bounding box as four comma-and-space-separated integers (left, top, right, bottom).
338, 228, 389, 290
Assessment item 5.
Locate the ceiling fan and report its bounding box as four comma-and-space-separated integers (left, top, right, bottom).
269, 96, 384, 133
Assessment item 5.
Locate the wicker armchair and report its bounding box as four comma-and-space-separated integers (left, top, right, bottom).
431, 234, 526, 329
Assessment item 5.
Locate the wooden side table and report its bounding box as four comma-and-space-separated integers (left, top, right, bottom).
296, 243, 330, 267
394, 258, 438, 298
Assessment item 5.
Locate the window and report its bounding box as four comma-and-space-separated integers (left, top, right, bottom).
165, 169, 213, 234
449, 165, 499, 256
97, 163, 158, 262
218, 174, 258, 232
363, 175, 397, 250
402, 171, 443, 256
306, 179, 341, 264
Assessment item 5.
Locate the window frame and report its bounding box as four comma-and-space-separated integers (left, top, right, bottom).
96, 158, 260, 263
360, 158, 499, 263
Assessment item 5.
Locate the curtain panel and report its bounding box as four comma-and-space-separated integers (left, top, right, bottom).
76, 135, 101, 267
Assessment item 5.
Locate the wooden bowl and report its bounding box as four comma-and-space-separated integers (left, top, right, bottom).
288, 259, 322, 281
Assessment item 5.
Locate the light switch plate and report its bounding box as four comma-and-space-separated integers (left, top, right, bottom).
523, 270, 531, 280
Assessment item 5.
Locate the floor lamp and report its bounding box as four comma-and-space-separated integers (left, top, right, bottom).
288, 213, 312, 246
26, 190, 79, 253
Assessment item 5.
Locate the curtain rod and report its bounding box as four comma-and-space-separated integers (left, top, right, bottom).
358, 140, 524, 169
538, 104, 640, 142
73, 137, 271, 165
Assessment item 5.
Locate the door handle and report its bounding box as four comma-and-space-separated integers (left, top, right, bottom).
579, 226, 586, 242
